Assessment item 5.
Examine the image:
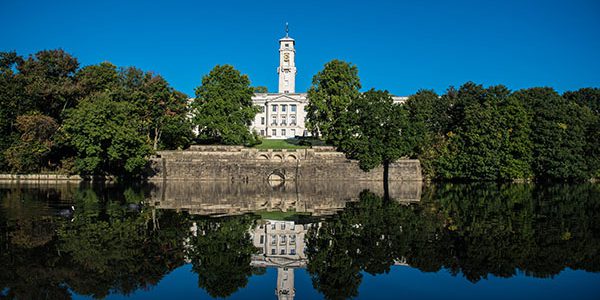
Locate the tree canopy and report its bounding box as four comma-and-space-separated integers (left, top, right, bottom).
61, 92, 152, 177
338, 89, 413, 175
305, 59, 361, 144
406, 82, 598, 182
0, 49, 192, 177
191, 64, 258, 145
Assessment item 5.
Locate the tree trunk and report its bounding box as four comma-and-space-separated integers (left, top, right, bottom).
153, 127, 159, 150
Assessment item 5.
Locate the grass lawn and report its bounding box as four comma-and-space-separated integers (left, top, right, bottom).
257, 211, 312, 221
252, 137, 328, 149
253, 139, 308, 149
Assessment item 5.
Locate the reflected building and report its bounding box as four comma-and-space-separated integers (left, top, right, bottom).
250, 220, 314, 299
149, 180, 421, 299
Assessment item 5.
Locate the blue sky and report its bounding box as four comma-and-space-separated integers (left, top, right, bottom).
1, 0, 599, 97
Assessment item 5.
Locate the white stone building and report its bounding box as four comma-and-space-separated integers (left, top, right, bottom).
250, 27, 408, 139
250, 28, 309, 139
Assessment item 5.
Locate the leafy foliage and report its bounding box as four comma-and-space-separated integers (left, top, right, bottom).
4, 113, 58, 173
0, 49, 191, 176
433, 83, 532, 180
407, 82, 596, 181
306, 59, 361, 144
191, 65, 258, 145
338, 89, 413, 172
514, 87, 592, 181
61, 92, 152, 177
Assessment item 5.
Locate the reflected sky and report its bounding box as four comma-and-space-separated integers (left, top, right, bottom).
84, 265, 600, 300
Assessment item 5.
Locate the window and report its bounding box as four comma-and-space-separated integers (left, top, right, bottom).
271, 224, 276, 230
260, 129, 265, 136
291, 105, 297, 112
289, 235, 296, 245
281, 223, 286, 230
290, 115, 296, 125
271, 248, 276, 255
261, 117, 265, 125
291, 129, 296, 136
260, 235, 264, 244
272, 105, 277, 112
259, 106, 265, 113
281, 115, 287, 125
282, 105, 287, 112
271, 115, 277, 125
290, 248, 296, 255
280, 235, 287, 245
271, 235, 277, 245
282, 129, 286, 136
272, 129, 276, 136
285, 43, 289, 47
280, 249, 286, 255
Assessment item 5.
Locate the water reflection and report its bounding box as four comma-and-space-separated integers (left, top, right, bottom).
0, 182, 599, 299
149, 180, 422, 217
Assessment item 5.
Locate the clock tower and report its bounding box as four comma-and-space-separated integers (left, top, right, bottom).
278, 23, 296, 93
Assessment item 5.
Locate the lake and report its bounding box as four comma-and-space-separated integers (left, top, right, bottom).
1, 181, 599, 299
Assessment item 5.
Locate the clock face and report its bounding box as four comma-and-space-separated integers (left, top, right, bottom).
284, 53, 290, 62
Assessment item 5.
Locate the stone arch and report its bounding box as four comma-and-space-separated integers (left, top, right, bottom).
272, 154, 283, 161
268, 170, 285, 182
286, 154, 297, 161
258, 154, 269, 160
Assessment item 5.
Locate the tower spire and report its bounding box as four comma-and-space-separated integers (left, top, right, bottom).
285, 22, 289, 37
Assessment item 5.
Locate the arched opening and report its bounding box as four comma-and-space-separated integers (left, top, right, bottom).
268, 171, 285, 183
273, 154, 283, 161
286, 154, 297, 161
258, 154, 269, 160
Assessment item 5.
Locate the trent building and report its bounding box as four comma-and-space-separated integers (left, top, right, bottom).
250, 26, 407, 139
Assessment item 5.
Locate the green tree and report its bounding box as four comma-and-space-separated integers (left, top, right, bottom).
61, 92, 151, 177
434, 83, 532, 180
75, 61, 119, 96
4, 114, 58, 173
514, 87, 591, 181
17, 49, 80, 121
338, 89, 414, 190
405, 89, 450, 177
191, 65, 258, 145
563, 88, 600, 178
112, 67, 192, 150
563, 87, 600, 114
0, 51, 26, 171
253, 86, 268, 93
305, 59, 361, 144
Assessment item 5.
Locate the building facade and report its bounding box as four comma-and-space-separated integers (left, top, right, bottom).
250, 29, 309, 139
250, 28, 408, 139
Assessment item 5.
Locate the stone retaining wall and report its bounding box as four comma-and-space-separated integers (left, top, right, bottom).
0, 174, 83, 182
150, 146, 422, 182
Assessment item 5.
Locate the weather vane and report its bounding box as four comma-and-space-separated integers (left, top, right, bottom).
285, 22, 289, 37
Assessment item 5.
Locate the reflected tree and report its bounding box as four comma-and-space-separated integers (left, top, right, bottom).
186, 215, 259, 298
0, 184, 189, 299
306, 184, 600, 299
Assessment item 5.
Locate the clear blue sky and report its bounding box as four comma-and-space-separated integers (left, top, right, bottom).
1, 0, 599, 97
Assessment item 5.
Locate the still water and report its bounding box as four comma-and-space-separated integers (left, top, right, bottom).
1, 181, 599, 299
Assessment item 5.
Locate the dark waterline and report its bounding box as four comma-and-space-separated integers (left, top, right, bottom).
1, 181, 599, 299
